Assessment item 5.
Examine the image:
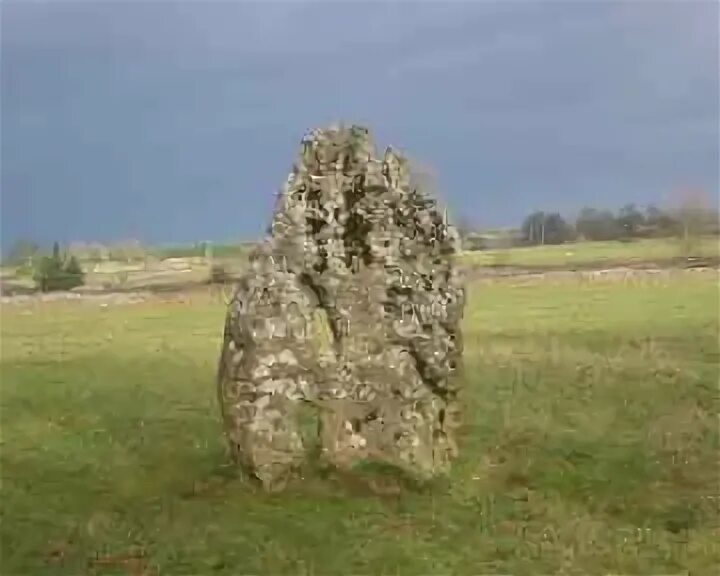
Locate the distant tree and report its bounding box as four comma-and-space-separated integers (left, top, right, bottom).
453, 215, 476, 244
669, 188, 718, 255
522, 212, 543, 245
521, 211, 574, 245
34, 255, 60, 292
546, 213, 576, 244
644, 205, 678, 237
33, 242, 85, 292
63, 256, 84, 283
706, 210, 720, 235
616, 204, 645, 238
575, 207, 622, 241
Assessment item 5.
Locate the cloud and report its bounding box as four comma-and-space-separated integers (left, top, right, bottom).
1, 0, 717, 248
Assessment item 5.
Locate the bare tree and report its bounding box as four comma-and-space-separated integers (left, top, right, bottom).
406, 155, 438, 195
453, 215, 477, 242
406, 155, 467, 236
669, 188, 717, 256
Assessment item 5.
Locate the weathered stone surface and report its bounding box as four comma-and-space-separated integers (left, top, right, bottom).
216, 124, 465, 490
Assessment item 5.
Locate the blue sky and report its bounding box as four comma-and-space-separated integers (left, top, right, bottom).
2, 0, 718, 249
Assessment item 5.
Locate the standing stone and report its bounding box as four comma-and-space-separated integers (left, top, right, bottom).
216, 124, 465, 490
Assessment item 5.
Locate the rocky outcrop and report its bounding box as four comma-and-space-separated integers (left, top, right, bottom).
216, 125, 465, 490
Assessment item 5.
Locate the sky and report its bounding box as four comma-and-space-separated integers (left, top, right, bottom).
2, 0, 718, 250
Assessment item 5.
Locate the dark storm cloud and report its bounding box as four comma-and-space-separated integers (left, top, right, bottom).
2, 0, 717, 249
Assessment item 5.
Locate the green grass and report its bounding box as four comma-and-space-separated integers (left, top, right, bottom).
462, 236, 719, 268
1, 273, 719, 574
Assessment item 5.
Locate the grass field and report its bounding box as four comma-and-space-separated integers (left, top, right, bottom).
462, 236, 719, 268
1, 273, 719, 574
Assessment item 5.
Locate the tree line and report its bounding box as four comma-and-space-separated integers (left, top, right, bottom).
519, 202, 718, 247
453, 189, 718, 251
520, 204, 676, 245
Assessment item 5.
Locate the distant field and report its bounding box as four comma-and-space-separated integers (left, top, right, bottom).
119, 236, 720, 269
2, 237, 718, 296
461, 236, 719, 268
1, 272, 718, 574
148, 242, 255, 260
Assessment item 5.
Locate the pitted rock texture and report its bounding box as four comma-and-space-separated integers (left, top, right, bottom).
216, 124, 465, 490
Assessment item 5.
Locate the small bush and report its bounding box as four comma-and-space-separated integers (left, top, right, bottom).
33, 244, 85, 292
